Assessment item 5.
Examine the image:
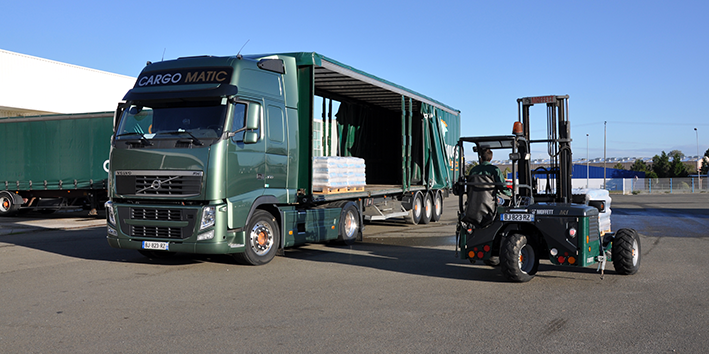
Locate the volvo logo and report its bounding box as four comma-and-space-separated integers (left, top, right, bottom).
150, 179, 162, 190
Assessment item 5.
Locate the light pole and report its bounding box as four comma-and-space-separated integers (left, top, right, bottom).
696, 128, 701, 189
603, 121, 607, 189
586, 133, 589, 188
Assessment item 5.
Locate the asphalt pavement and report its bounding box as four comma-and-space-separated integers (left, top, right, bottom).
1, 194, 708, 353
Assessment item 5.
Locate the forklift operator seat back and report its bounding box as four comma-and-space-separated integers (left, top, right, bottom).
463, 174, 498, 228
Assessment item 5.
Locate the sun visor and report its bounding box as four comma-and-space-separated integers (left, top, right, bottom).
123, 84, 238, 101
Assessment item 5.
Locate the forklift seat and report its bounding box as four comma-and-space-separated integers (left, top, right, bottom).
463, 174, 497, 228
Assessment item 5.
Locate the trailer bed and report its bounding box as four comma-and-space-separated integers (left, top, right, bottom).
312, 184, 426, 202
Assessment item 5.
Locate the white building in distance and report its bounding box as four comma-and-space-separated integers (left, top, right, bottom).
0, 49, 135, 117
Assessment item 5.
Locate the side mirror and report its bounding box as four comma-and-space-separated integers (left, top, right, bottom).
244, 131, 259, 144
246, 103, 261, 130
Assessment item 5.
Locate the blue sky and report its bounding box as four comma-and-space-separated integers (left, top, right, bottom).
4, 0, 707, 160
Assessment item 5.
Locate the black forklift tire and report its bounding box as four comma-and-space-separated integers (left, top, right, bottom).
500, 233, 539, 282
612, 228, 641, 275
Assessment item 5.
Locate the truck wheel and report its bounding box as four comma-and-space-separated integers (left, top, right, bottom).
431, 190, 443, 222
338, 201, 361, 245
234, 210, 280, 265
500, 233, 538, 282
612, 228, 641, 275
0, 191, 21, 216
421, 192, 433, 224
408, 192, 423, 225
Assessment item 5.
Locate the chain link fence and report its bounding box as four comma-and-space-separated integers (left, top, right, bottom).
609, 177, 708, 194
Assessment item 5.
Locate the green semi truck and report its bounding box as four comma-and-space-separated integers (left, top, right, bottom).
106, 52, 460, 265
0, 112, 113, 216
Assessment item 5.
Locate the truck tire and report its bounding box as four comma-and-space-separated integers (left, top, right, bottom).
421, 192, 433, 224
430, 190, 443, 222
337, 201, 361, 245
612, 228, 641, 275
408, 192, 423, 225
234, 210, 280, 265
500, 233, 538, 282
0, 191, 21, 216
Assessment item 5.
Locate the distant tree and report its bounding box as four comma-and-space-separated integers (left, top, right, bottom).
465, 162, 478, 175
670, 153, 689, 177
613, 163, 625, 170
668, 150, 685, 160
702, 148, 709, 175
630, 159, 649, 172
652, 152, 671, 178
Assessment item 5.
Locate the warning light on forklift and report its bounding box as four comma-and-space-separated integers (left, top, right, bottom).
568, 228, 577, 238
513, 121, 524, 135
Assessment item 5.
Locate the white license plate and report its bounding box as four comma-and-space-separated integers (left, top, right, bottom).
501, 213, 534, 222
142, 241, 169, 251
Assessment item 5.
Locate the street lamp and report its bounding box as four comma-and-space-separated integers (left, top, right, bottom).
586, 134, 589, 189
604, 121, 607, 189
696, 128, 701, 189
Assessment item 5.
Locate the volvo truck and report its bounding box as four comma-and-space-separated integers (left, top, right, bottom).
106, 52, 460, 265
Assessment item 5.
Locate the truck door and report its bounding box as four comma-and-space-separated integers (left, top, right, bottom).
226, 101, 266, 229
264, 103, 289, 201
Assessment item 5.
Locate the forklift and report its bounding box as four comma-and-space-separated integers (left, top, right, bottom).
453, 95, 640, 282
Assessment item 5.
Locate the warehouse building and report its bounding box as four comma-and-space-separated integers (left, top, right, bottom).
0, 49, 135, 118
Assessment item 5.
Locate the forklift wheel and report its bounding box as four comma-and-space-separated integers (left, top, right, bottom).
612, 228, 641, 275
500, 233, 539, 282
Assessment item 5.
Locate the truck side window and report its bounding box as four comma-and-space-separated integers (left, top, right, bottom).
267, 105, 284, 143
231, 103, 247, 141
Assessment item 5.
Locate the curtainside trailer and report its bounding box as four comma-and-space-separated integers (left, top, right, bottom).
106, 52, 460, 265
0, 112, 113, 216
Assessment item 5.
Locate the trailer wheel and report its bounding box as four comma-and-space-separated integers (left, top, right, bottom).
408, 192, 423, 225
612, 228, 641, 275
431, 190, 443, 222
234, 210, 280, 266
337, 201, 361, 246
0, 191, 21, 216
421, 192, 433, 224
500, 233, 538, 282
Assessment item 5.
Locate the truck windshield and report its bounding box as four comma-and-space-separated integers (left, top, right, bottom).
116, 100, 227, 142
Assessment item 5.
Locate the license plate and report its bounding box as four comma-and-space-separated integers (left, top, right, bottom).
142, 241, 169, 251
501, 213, 534, 222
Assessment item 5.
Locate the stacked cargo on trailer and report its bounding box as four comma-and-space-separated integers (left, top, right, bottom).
0, 112, 112, 216
106, 52, 460, 265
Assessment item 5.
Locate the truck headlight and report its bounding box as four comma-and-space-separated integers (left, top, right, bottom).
105, 201, 116, 225
200, 206, 216, 230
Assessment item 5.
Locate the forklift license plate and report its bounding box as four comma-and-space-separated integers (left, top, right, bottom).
501, 213, 534, 222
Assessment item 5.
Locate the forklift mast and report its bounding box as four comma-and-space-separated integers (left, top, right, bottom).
517, 95, 572, 204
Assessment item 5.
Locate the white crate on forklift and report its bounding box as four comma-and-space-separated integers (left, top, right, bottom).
573, 188, 612, 233
313, 157, 366, 190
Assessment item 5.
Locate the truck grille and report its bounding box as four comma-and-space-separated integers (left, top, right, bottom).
131, 208, 182, 220
589, 216, 600, 241
131, 225, 182, 239
115, 171, 203, 197
117, 206, 198, 240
